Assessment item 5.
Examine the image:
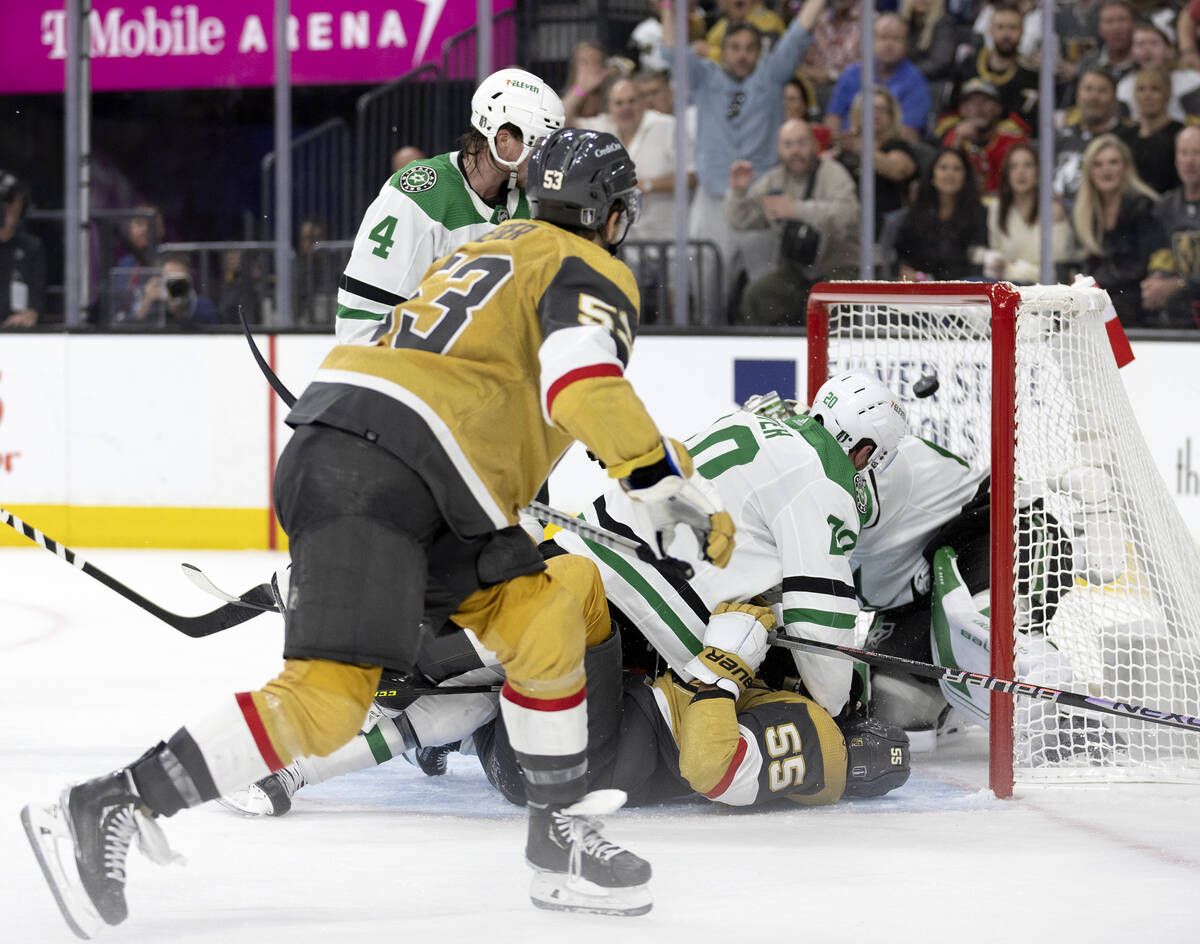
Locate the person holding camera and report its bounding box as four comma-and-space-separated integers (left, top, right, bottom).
724, 118, 859, 326
0, 170, 46, 328
131, 253, 216, 327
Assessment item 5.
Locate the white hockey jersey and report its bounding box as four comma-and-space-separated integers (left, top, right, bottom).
334, 152, 530, 345
554, 410, 869, 717
851, 436, 987, 611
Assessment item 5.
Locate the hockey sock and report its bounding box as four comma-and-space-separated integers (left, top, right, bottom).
130, 697, 280, 817
500, 682, 588, 807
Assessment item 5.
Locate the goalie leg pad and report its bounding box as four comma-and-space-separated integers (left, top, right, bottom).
930, 547, 992, 727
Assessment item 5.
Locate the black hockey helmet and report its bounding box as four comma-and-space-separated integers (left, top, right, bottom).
841, 715, 911, 798
527, 128, 640, 245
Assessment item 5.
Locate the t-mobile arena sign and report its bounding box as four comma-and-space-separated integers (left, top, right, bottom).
2, 1, 513, 94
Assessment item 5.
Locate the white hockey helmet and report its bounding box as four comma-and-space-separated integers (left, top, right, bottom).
810, 371, 908, 473
470, 68, 566, 172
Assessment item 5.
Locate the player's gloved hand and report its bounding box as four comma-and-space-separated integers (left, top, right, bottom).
684, 602, 776, 696
619, 438, 736, 568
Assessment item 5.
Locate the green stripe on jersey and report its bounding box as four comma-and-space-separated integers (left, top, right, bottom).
580, 536, 704, 655
336, 304, 386, 322
918, 437, 970, 468
362, 725, 393, 765
783, 607, 857, 630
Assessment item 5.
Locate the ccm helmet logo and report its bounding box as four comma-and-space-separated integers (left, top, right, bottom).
594, 142, 622, 156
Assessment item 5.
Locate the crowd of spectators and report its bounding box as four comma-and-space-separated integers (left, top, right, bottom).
8, 0, 1200, 330
604, 0, 1200, 327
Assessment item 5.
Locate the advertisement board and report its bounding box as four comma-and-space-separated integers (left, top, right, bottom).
2, 0, 512, 94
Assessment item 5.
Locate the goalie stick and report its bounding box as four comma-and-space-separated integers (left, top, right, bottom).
1, 506, 273, 638
768, 632, 1200, 734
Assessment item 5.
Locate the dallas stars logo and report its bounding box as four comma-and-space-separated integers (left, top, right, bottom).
400, 166, 437, 193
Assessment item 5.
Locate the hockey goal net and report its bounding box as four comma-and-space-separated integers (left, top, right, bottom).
806, 281, 1200, 796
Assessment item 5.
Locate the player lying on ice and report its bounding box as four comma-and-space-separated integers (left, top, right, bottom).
222, 372, 914, 813
221, 602, 912, 817
22, 127, 742, 933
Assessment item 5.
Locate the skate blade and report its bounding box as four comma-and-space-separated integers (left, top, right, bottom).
529, 872, 652, 917
560, 789, 628, 817
20, 803, 103, 940
215, 785, 275, 818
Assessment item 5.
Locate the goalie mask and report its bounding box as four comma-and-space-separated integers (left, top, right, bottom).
841, 716, 911, 798
470, 68, 565, 179
810, 372, 908, 473
527, 129, 641, 247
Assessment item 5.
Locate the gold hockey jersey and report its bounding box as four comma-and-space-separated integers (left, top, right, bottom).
650, 673, 848, 806
287, 218, 661, 538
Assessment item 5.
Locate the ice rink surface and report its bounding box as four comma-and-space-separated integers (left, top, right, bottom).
3, 548, 1199, 944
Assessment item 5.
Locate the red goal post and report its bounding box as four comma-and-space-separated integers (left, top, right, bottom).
806, 280, 1200, 798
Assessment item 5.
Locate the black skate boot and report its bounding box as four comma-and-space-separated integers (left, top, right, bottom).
22, 771, 148, 937
217, 763, 305, 817
415, 741, 460, 777
525, 789, 652, 916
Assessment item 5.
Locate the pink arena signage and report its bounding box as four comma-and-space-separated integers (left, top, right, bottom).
1, 1, 513, 94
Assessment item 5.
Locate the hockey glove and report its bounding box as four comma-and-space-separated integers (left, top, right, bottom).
620, 438, 736, 569
683, 602, 775, 696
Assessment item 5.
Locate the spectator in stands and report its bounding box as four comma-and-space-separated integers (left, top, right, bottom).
1180, 2, 1200, 72
659, 0, 828, 323
941, 78, 1029, 194
801, 0, 862, 93
825, 85, 920, 230
629, 1, 706, 73
562, 41, 625, 124
894, 145, 988, 280
129, 253, 217, 327
705, 0, 786, 62
900, 0, 959, 84
824, 13, 932, 142
1076, 1, 1137, 90
1143, 125, 1200, 328
1117, 67, 1183, 195
947, 1, 1039, 134
636, 68, 675, 113
1058, 0, 1103, 66
1117, 22, 1200, 123
984, 143, 1076, 283
1053, 68, 1125, 205
582, 78, 684, 233
725, 118, 859, 326
110, 204, 164, 322
0, 170, 46, 328
580, 76, 685, 320
1072, 133, 1172, 325
217, 249, 265, 326
391, 146, 427, 174
293, 217, 328, 326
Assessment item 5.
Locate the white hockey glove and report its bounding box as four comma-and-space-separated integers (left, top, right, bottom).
621, 438, 736, 569
684, 602, 775, 696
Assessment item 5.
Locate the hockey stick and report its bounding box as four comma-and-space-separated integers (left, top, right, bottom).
768, 632, 1200, 734
524, 499, 695, 580
1, 506, 273, 638
181, 563, 277, 613
238, 304, 296, 407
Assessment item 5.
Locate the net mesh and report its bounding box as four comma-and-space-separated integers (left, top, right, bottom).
816, 282, 1200, 784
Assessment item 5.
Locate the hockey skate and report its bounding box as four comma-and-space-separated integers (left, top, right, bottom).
414, 741, 459, 777
22, 771, 179, 938
217, 763, 305, 817
525, 789, 652, 916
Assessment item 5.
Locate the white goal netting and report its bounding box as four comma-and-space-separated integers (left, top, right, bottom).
812, 281, 1200, 785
